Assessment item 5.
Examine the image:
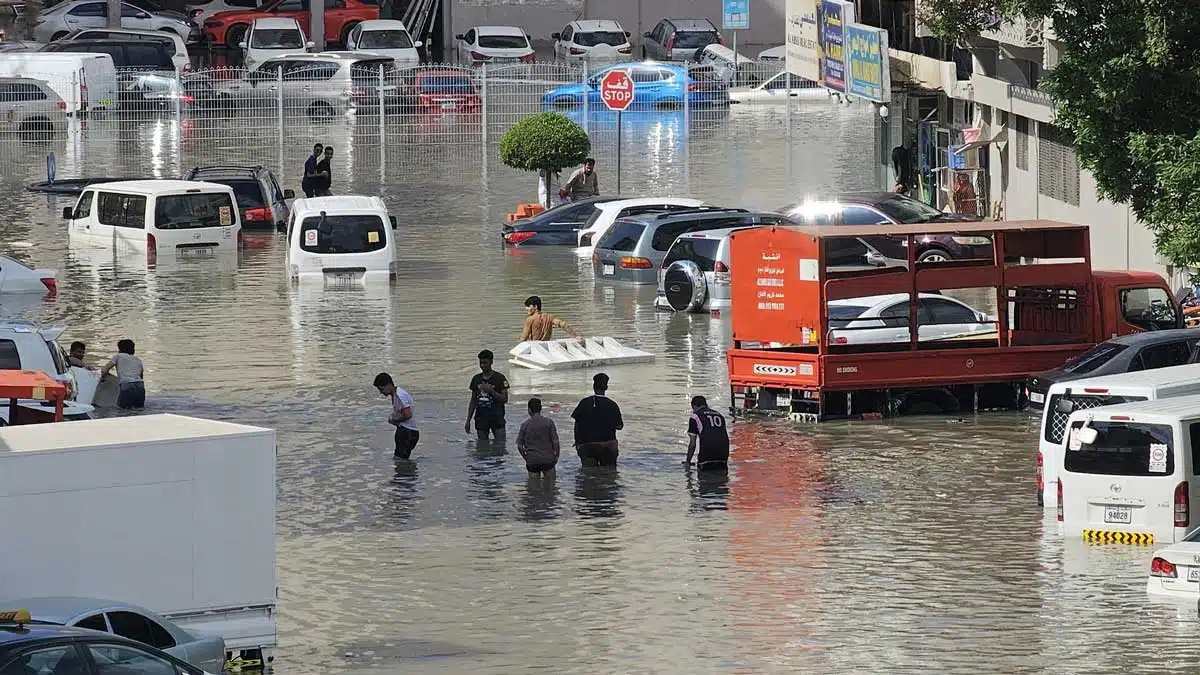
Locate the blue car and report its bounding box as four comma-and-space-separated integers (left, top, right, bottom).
541, 62, 730, 111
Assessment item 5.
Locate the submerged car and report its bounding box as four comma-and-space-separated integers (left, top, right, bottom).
1025, 328, 1200, 409
0, 597, 226, 673
501, 196, 620, 246
730, 70, 828, 103
542, 62, 729, 110
0, 618, 217, 675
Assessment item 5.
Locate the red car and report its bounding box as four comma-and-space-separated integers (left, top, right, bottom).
203, 0, 378, 47
410, 69, 481, 114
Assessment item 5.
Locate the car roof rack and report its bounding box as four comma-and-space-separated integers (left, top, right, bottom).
185, 165, 264, 178
653, 207, 748, 219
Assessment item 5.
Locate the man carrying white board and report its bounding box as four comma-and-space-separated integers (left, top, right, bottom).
521, 295, 583, 342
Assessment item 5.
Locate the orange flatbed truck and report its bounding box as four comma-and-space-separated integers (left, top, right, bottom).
726, 220, 1182, 420
0, 370, 67, 425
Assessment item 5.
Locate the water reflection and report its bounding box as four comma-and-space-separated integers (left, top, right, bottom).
519, 470, 561, 522
465, 441, 508, 521
687, 466, 731, 512
384, 459, 420, 523
573, 467, 623, 519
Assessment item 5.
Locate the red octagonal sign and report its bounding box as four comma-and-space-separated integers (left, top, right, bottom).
600, 69, 635, 111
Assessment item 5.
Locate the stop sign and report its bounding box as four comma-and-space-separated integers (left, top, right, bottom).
599, 70, 635, 111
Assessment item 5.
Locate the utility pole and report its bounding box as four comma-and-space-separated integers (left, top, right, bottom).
309, 0, 325, 51
106, 0, 121, 28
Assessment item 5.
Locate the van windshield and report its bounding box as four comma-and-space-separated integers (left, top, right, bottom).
251, 29, 304, 49
155, 192, 236, 229
299, 215, 387, 254
1063, 421, 1175, 476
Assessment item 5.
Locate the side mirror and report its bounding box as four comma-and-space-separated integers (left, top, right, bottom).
624, 31, 631, 37
62, 206, 73, 220
1055, 398, 1076, 414
238, 41, 247, 48
642, 31, 651, 38
413, 40, 423, 47
551, 32, 560, 40
389, 215, 397, 229
455, 34, 464, 40
283, 189, 295, 199
304, 40, 315, 48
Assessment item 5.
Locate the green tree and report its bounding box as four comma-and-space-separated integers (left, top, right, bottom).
499, 112, 590, 208
919, 0, 1200, 270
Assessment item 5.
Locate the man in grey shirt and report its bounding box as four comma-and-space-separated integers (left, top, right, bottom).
561, 158, 598, 201
517, 398, 560, 475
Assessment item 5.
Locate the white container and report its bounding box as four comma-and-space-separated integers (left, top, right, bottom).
0, 414, 277, 658
0, 52, 118, 113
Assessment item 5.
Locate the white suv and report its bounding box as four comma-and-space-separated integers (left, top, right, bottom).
575, 197, 708, 257
0, 322, 96, 422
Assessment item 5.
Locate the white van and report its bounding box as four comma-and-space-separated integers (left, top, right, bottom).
241, 17, 311, 72
285, 196, 397, 284
63, 180, 242, 256
1058, 395, 1200, 546
0, 52, 117, 113
1037, 363, 1200, 509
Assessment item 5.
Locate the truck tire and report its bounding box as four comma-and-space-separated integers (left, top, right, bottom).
664, 260, 707, 312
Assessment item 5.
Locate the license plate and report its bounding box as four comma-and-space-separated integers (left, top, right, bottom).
1029, 391, 1044, 404
602, 264, 614, 275
776, 394, 790, 408
1188, 568, 1200, 583
441, 101, 456, 110
178, 247, 213, 257
1104, 506, 1132, 524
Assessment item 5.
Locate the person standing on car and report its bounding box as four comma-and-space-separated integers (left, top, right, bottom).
100, 339, 144, 410
517, 397, 560, 475
571, 372, 623, 467
302, 142, 323, 198
374, 372, 419, 459
466, 349, 509, 441
560, 158, 598, 201
312, 145, 334, 197
685, 395, 729, 472
521, 295, 583, 342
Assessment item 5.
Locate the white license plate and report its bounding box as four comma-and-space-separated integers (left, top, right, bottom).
178, 247, 213, 257
1029, 391, 1044, 404
602, 264, 614, 275
1104, 506, 1132, 524
441, 101, 456, 110
1189, 568, 1200, 583
776, 394, 791, 408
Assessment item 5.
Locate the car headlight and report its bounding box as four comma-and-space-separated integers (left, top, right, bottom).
951, 236, 990, 246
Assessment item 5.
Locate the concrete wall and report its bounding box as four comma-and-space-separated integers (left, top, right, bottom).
447, 0, 786, 51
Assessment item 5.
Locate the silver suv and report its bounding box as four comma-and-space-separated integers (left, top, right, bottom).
654, 225, 754, 314
0, 77, 68, 138
216, 52, 400, 118
642, 18, 721, 61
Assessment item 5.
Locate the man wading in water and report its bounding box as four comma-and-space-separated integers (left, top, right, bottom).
521, 296, 583, 341
571, 372, 623, 467
466, 350, 509, 441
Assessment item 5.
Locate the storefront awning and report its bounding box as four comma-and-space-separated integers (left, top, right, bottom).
953, 127, 1008, 154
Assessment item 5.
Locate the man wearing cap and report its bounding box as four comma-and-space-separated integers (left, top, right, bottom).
571, 372, 623, 467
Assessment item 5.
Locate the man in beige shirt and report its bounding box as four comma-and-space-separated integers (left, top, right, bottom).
559, 158, 598, 201
517, 397, 560, 475
522, 296, 583, 342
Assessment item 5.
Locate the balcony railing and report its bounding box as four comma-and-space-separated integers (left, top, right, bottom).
1011, 84, 1055, 108
979, 17, 1045, 48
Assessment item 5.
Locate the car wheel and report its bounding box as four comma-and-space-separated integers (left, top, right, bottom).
50, 31, 69, 41
225, 23, 248, 48
307, 101, 335, 119
339, 22, 359, 46
655, 98, 682, 111
552, 96, 579, 109
917, 247, 951, 263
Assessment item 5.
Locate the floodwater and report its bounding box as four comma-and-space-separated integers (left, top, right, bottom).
2, 98, 1198, 674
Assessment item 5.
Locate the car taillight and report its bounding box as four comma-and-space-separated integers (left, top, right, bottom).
828, 335, 848, 345
181, 94, 194, 104
1151, 556, 1178, 578
592, 253, 599, 264
56, 99, 66, 111
1036, 451, 1044, 494
504, 231, 536, 245
146, 233, 157, 255
714, 261, 729, 273
1176, 481, 1190, 527
183, 63, 192, 72
618, 45, 631, 53
520, 53, 536, 63
569, 47, 585, 55
470, 51, 491, 61
244, 207, 272, 222
619, 256, 652, 269
1057, 480, 1063, 522
666, 35, 675, 51
40, 277, 57, 295
688, 82, 703, 92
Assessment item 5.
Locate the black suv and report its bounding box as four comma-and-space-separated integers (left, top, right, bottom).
183, 165, 293, 230
0, 614, 207, 674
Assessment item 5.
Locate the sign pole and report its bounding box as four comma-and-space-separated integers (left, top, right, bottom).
616, 111, 622, 196
732, 30, 737, 78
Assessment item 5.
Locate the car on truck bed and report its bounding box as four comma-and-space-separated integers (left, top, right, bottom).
0, 615, 217, 675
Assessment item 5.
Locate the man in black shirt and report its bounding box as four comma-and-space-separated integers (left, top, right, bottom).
312, 145, 333, 196
466, 349, 509, 441
686, 395, 729, 471
571, 372, 623, 467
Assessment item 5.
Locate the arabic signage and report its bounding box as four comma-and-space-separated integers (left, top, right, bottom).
818, 0, 854, 93
784, 0, 821, 84
723, 0, 749, 31
845, 23, 890, 103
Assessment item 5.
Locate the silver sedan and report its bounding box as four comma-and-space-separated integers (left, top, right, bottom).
0, 597, 226, 673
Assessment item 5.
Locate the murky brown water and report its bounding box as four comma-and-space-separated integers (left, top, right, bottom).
2, 99, 1198, 674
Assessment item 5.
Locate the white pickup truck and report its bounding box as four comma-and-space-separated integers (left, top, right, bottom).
0, 414, 278, 669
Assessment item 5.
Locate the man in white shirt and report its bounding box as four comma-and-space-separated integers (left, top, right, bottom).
374, 372, 419, 459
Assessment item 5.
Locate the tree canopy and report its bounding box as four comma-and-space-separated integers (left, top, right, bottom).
920, 0, 1200, 269
499, 112, 590, 176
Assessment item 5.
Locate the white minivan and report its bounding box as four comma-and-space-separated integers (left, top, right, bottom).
1037, 363, 1200, 509
1058, 395, 1200, 546
0, 52, 118, 113
285, 196, 398, 284
63, 179, 242, 256
241, 17, 311, 72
